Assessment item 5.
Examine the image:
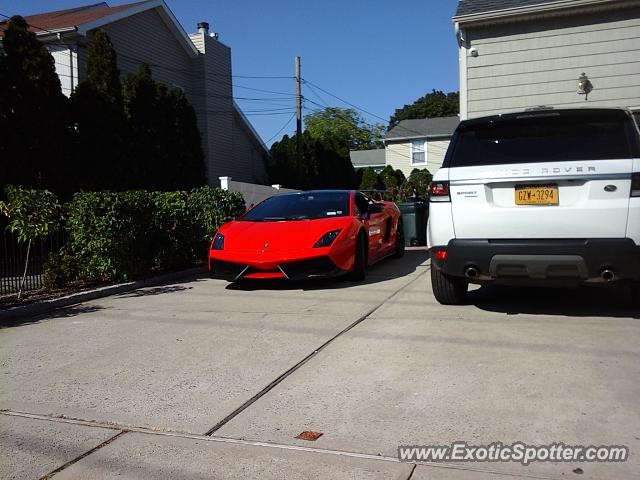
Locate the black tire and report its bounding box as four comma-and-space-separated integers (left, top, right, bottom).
431, 267, 468, 305
393, 219, 405, 258
349, 233, 367, 281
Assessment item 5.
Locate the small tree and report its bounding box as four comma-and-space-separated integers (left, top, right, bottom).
400, 168, 433, 200
305, 107, 384, 156
359, 167, 383, 191
0, 186, 61, 297
379, 165, 406, 197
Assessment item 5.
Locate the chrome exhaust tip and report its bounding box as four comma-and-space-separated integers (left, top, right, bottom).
465, 266, 479, 279
601, 269, 615, 282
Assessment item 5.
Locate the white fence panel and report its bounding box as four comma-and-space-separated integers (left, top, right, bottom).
219, 177, 299, 208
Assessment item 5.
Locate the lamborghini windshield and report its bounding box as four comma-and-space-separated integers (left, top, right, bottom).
242, 191, 350, 221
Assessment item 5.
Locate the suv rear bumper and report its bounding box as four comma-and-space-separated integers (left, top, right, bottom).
430, 239, 640, 285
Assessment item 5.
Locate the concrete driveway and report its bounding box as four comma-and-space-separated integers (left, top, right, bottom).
1, 250, 638, 479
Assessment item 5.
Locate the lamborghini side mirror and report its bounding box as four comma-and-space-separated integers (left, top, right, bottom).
368, 203, 384, 214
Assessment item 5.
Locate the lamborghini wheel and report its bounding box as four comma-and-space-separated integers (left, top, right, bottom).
349, 233, 366, 281
393, 219, 405, 258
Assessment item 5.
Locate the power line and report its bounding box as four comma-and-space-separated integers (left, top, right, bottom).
0, 13, 294, 83
265, 112, 296, 144
302, 98, 446, 167
301, 78, 389, 125
303, 78, 455, 148
193, 108, 296, 117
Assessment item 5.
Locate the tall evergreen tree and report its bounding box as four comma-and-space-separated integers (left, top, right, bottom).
70, 29, 126, 190
122, 63, 158, 189
166, 87, 206, 188
85, 30, 121, 104
0, 16, 70, 194
122, 64, 206, 190
268, 132, 357, 190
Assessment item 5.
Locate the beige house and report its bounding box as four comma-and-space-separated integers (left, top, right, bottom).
383, 116, 459, 177
0, 0, 268, 184
454, 0, 640, 120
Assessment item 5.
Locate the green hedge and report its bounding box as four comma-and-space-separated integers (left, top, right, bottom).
44, 187, 244, 284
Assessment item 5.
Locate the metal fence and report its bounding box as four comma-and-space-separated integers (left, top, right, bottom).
0, 230, 68, 295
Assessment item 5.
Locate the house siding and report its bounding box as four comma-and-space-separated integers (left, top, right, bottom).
386, 142, 413, 178
386, 138, 450, 177
233, 113, 267, 183
48, 45, 78, 96
36, 4, 267, 187
98, 9, 193, 90
426, 139, 451, 173
463, 6, 640, 118
189, 33, 235, 184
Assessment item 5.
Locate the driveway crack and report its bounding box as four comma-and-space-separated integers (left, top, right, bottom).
203, 272, 424, 436
39, 430, 128, 479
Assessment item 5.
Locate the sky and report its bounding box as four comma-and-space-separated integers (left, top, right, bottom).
5, 0, 461, 146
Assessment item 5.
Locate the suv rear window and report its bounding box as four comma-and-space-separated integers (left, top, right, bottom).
446, 109, 640, 168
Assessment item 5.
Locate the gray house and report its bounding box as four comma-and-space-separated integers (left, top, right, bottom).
383, 116, 459, 176
0, 0, 268, 184
454, 0, 640, 119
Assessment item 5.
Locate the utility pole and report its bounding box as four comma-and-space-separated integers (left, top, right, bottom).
295, 56, 302, 163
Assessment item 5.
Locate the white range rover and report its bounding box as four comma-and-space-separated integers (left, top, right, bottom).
427, 107, 640, 305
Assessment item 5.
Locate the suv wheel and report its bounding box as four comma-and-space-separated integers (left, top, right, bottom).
431, 267, 468, 305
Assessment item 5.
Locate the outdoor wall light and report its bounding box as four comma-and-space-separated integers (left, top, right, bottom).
577, 73, 593, 100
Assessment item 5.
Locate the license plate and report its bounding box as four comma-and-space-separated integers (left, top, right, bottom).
515, 184, 559, 205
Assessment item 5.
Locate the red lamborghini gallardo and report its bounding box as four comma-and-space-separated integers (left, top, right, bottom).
208, 190, 404, 281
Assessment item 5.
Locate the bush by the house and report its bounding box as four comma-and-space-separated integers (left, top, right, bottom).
42, 186, 245, 284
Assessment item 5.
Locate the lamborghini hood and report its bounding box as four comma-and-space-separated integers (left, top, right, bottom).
218, 217, 352, 251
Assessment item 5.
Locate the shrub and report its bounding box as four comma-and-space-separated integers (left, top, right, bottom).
64, 190, 156, 280
188, 186, 245, 245
49, 186, 245, 282
42, 251, 78, 288
153, 190, 195, 270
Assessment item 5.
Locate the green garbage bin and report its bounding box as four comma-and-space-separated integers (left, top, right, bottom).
398, 201, 428, 247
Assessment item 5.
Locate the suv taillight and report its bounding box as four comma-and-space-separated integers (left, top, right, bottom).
430, 181, 450, 202
632, 172, 640, 197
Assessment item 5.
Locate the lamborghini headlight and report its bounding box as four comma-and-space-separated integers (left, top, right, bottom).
313, 229, 341, 248
211, 233, 224, 250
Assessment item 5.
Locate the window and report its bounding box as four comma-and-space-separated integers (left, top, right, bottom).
447, 109, 640, 168
354, 192, 369, 216
411, 140, 426, 165
242, 191, 350, 221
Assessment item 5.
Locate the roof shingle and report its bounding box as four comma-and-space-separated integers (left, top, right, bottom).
384, 116, 459, 141
349, 149, 386, 168
0, 1, 148, 35
455, 0, 564, 17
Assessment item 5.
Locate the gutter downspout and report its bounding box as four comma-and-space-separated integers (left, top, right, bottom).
455, 22, 469, 121
56, 32, 75, 94
69, 45, 74, 91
